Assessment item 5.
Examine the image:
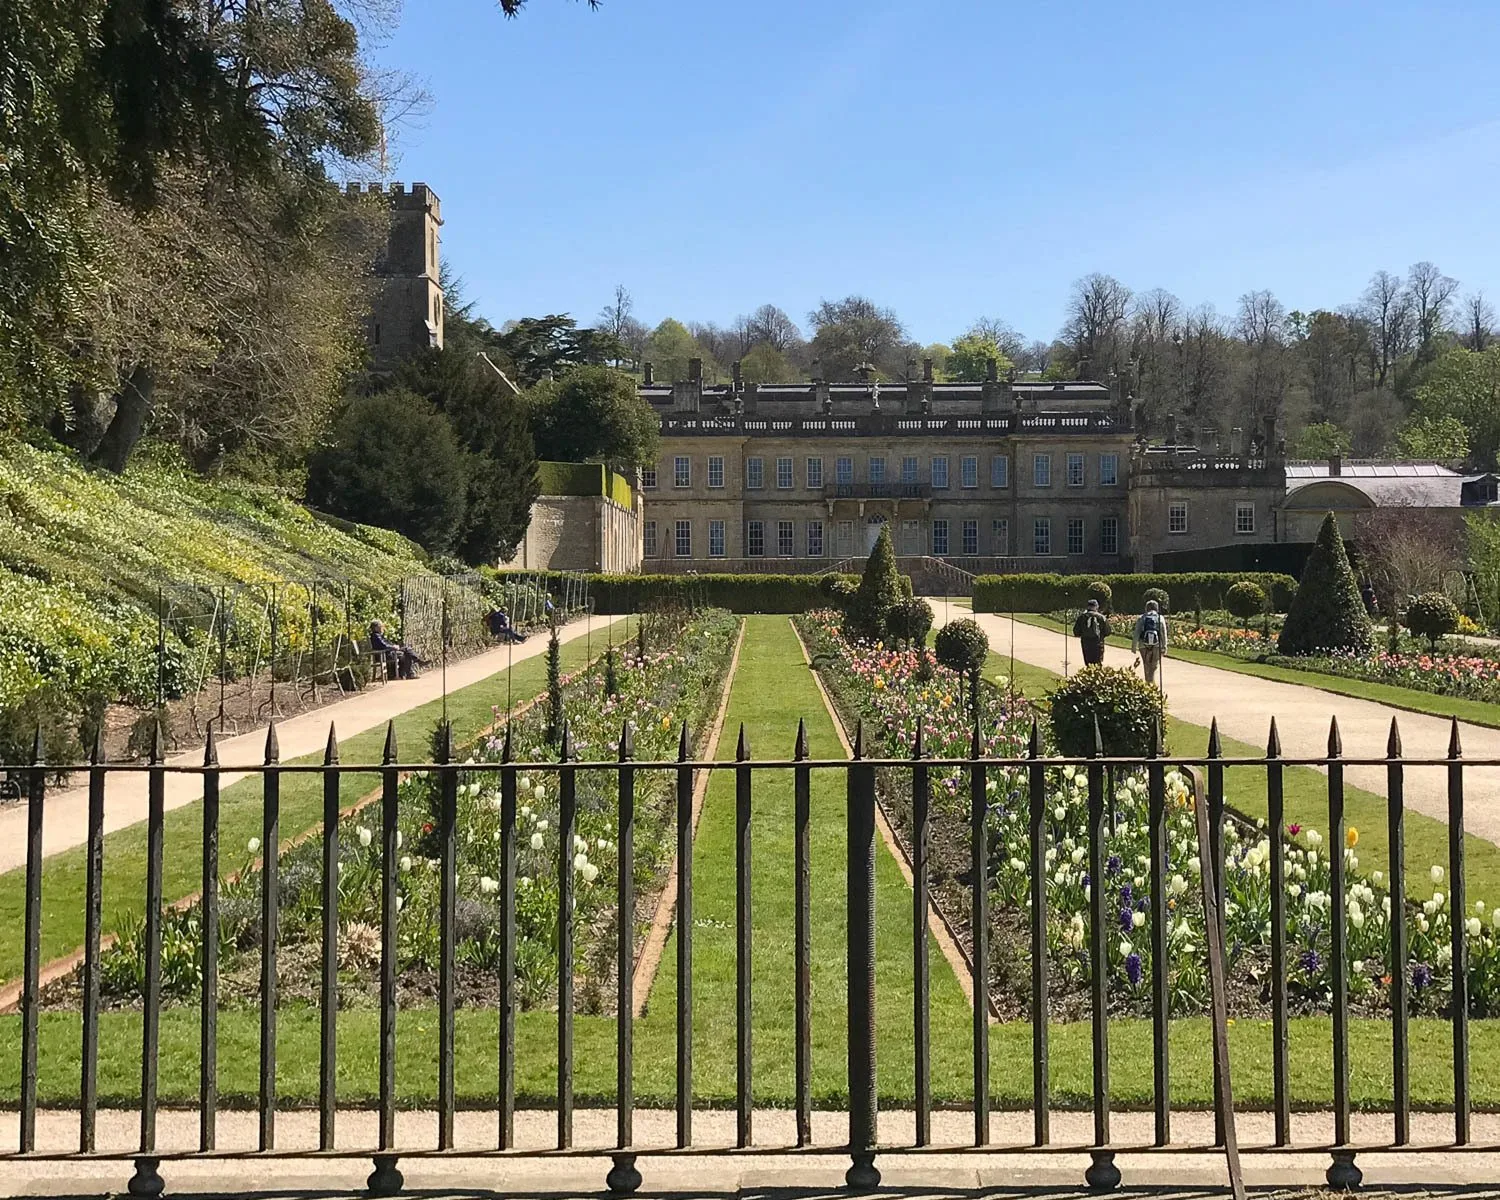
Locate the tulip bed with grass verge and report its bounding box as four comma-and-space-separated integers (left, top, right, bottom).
39, 609, 741, 1018
797, 609, 1500, 1025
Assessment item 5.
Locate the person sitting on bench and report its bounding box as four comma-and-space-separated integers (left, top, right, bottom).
368, 620, 425, 679
487, 607, 526, 644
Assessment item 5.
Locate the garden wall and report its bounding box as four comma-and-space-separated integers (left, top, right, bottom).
493, 571, 861, 614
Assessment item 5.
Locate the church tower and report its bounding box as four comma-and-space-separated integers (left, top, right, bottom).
358, 181, 444, 371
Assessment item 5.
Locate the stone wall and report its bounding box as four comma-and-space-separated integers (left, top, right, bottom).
507, 495, 641, 572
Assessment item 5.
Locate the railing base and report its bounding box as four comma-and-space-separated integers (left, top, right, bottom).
1327, 1149, 1362, 1191
127, 1156, 164, 1198
1085, 1148, 1121, 1192
367, 1153, 404, 1196
607, 1152, 642, 1194
845, 1150, 880, 1190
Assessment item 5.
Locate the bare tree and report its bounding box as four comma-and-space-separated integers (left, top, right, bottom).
686, 321, 732, 366
1354, 502, 1464, 628
1405, 260, 1459, 348
965, 316, 1027, 363
1020, 338, 1052, 373
747, 304, 800, 352
1464, 291, 1495, 351
1360, 269, 1413, 389
1128, 288, 1182, 430
1064, 273, 1132, 378
597, 284, 634, 366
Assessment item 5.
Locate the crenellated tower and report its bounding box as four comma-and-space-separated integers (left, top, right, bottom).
352, 181, 443, 370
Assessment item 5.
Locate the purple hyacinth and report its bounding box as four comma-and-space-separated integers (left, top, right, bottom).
1082, 871, 1091, 889
1119, 882, 1134, 908
1106, 854, 1123, 877
1125, 953, 1143, 987
1299, 948, 1322, 975
1412, 962, 1433, 991
1119, 907, 1135, 932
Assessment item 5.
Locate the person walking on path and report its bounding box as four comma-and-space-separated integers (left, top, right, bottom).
1072, 599, 1109, 667
1131, 600, 1168, 687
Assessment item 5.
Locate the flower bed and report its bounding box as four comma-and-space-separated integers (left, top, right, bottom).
797, 610, 1500, 1020
47, 609, 741, 1014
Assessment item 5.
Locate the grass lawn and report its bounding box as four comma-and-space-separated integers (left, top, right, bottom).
0, 618, 634, 986
0, 1007, 1493, 1110
1014, 611, 1500, 732
982, 631, 1500, 913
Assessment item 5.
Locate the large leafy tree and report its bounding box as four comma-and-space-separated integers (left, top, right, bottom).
807, 296, 910, 380
1409, 345, 1500, 469
644, 318, 710, 383
306, 389, 469, 554
494, 314, 624, 387
394, 348, 540, 563
946, 331, 1014, 382
529, 366, 660, 470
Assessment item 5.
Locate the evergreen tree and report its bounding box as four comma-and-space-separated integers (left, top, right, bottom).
545, 622, 563, 745
850, 525, 903, 640
1277, 513, 1374, 655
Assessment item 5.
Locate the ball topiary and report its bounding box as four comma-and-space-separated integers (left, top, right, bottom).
1225, 580, 1268, 630
1049, 666, 1167, 758
1277, 513, 1374, 656
1404, 591, 1461, 650
1143, 587, 1170, 614
934, 618, 990, 716
886, 597, 934, 648
1084, 579, 1113, 614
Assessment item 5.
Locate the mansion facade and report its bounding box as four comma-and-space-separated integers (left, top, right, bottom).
637, 360, 1286, 574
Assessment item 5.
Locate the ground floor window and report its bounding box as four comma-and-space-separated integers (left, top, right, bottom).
1067, 517, 1085, 555
836, 519, 854, 556
807, 520, 824, 557
962, 518, 978, 555
932, 519, 949, 555
992, 518, 1008, 555
901, 519, 922, 554
709, 519, 725, 558
1236, 501, 1256, 534
644, 520, 658, 558
777, 520, 794, 557
1100, 515, 1119, 556
1033, 517, 1051, 555
748, 520, 765, 557
674, 519, 691, 557
1169, 502, 1188, 534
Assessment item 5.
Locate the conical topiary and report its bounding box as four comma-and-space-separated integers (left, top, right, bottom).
849, 524, 903, 641
1277, 512, 1374, 656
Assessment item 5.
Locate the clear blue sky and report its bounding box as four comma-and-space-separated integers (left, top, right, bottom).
372, 0, 1500, 347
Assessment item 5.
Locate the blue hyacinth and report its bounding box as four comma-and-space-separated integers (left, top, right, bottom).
1125, 953, 1143, 987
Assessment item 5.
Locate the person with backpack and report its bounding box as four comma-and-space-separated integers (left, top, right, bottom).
1132, 600, 1168, 687
1072, 599, 1110, 666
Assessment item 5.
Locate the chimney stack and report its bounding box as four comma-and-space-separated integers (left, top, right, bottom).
922, 357, 933, 383
1077, 356, 1091, 381
1329, 453, 1342, 478
985, 357, 998, 383
643, 362, 654, 386
688, 357, 702, 384
731, 360, 743, 393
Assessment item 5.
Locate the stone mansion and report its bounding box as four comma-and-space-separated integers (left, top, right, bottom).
636, 358, 1286, 574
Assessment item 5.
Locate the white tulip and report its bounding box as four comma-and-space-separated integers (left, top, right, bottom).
530, 832, 544, 850
247, 837, 261, 855
399, 855, 412, 872
358, 827, 373, 848
581, 863, 599, 883
536, 819, 549, 832
1467, 917, 1482, 938
1132, 911, 1146, 929
1432, 865, 1444, 884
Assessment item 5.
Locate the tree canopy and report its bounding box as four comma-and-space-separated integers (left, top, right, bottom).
946, 331, 1014, 382
529, 366, 660, 471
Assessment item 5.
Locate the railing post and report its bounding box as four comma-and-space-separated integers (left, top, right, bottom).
258, 723, 280, 1153
1267, 718, 1291, 1147
1448, 718, 1470, 1145
438, 721, 458, 1150
130, 722, 167, 1198
1386, 719, 1409, 1147
370, 721, 402, 1198
498, 727, 517, 1150
794, 719, 814, 1147
318, 726, 339, 1152
735, 723, 753, 1149
557, 722, 577, 1150
1147, 719, 1169, 1147
675, 722, 694, 1149
970, 718, 989, 1148
1085, 716, 1118, 1192
608, 721, 642, 1195
846, 722, 879, 1191
201, 730, 222, 1153
80, 731, 105, 1154
1325, 717, 1359, 1191
912, 722, 932, 1148
1207, 719, 1226, 1149
20, 728, 44, 1155
1027, 719, 1049, 1147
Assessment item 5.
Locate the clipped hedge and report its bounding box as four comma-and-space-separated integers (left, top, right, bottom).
494, 571, 860, 614
973, 571, 1297, 615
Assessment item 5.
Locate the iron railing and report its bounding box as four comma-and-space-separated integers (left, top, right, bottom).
0, 719, 1492, 1195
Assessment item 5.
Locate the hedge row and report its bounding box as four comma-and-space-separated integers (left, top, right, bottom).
493, 571, 860, 614
973, 571, 1298, 614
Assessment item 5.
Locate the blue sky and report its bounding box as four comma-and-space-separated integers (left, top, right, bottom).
372, 0, 1500, 347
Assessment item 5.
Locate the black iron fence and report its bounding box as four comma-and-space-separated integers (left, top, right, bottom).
0, 720, 1492, 1196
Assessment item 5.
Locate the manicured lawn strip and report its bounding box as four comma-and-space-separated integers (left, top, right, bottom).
981, 643, 1500, 913
1013, 612, 1500, 731
0, 619, 634, 986
0, 1009, 1494, 1109
642, 615, 977, 1106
